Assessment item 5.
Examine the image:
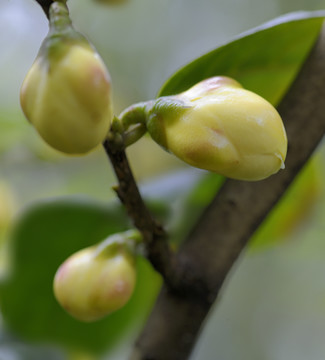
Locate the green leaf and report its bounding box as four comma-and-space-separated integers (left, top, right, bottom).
140, 168, 225, 246
158, 11, 325, 106
249, 156, 323, 250
168, 172, 225, 246
143, 163, 322, 253
0, 110, 29, 153
0, 198, 161, 354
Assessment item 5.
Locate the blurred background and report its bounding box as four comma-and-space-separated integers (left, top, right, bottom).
1, 0, 325, 359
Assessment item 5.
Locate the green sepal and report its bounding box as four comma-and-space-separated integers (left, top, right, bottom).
118, 101, 154, 129
123, 123, 147, 147
115, 101, 153, 148
93, 229, 143, 260
145, 97, 191, 150
37, 2, 90, 69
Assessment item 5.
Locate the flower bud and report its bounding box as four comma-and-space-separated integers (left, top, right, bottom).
146, 76, 287, 181
53, 236, 136, 322
20, 2, 112, 154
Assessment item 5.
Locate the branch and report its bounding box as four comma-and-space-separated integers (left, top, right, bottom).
130, 24, 325, 360
103, 136, 179, 286
104, 132, 214, 299
34, 0, 54, 18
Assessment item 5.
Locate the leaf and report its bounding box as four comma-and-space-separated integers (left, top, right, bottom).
143, 162, 323, 252
168, 172, 225, 246
158, 11, 325, 106
0, 110, 29, 153
0, 197, 161, 354
249, 156, 323, 250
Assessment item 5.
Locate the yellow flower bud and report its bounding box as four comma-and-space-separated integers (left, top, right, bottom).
147, 76, 287, 181
53, 241, 136, 322
20, 2, 112, 154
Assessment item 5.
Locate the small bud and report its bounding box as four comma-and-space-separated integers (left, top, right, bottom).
146, 76, 287, 181
20, 2, 112, 154
53, 235, 137, 322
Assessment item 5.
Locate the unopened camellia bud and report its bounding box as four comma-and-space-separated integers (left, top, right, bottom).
20, 1, 112, 154
53, 231, 137, 322
145, 76, 287, 181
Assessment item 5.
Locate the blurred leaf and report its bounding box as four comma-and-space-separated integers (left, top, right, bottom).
140, 168, 206, 201
159, 11, 325, 106
249, 157, 322, 249
0, 329, 65, 360
0, 198, 161, 354
0, 110, 29, 153
147, 163, 322, 251
140, 168, 225, 245
168, 173, 225, 246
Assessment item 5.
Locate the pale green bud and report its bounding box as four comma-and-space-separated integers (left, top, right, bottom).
146, 76, 287, 181
53, 236, 136, 322
20, 2, 112, 154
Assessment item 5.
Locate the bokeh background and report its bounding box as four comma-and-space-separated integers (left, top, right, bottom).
1, 0, 325, 359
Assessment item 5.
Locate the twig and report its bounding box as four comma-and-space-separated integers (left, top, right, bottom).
103, 136, 179, 287
34, 0, 54, 18
130, 24, 325, 360
103, 134, 213, 296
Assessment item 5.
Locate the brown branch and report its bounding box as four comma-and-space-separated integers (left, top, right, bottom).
103, 136, 179, 287
130, 24, 325, 360
103, 133, 214, 296
34, 0, 54, 18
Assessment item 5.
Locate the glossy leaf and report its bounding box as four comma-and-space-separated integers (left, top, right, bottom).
159, 11, 325, 106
